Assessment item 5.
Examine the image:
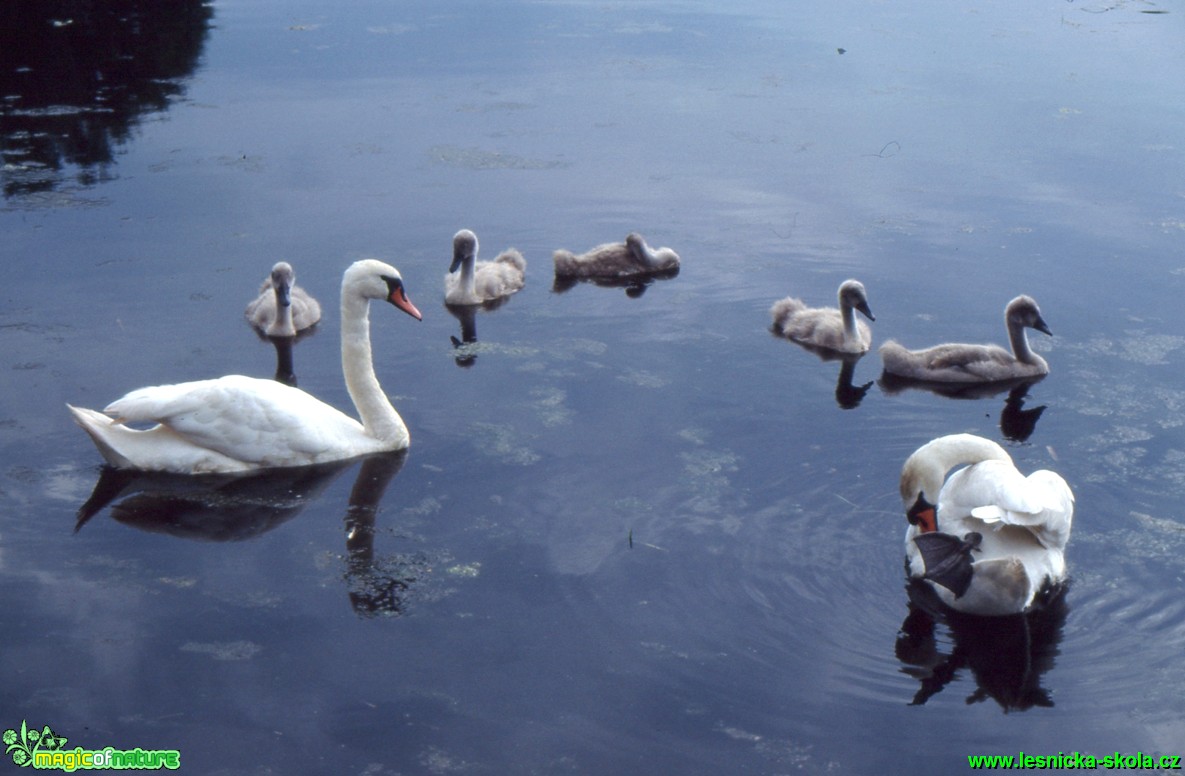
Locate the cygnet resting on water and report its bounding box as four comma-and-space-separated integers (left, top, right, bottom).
246, 262, 322, 337
880, 295, 1051, 383
444, 229, 526, 305
553, 232, 680, 279
770, 279, 875, 354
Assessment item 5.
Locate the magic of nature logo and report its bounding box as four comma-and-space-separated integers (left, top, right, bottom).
3, 721, 179, 771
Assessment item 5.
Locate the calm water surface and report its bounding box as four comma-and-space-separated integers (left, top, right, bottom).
3, 1, 1185, 773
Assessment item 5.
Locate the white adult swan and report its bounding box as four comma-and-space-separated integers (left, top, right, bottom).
68, 260, 422, 474
245, 261, 322, 337
553, 232, 680, 278
770, 279, 875, 354
898, 433, 1074, 615
880, 295, 1051, 382
444, 229, 526, 305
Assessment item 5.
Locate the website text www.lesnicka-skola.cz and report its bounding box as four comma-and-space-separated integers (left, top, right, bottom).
967, 752, 1181, 770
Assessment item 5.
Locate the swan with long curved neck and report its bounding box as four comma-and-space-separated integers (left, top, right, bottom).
553, 232, 680, 279
898, 433, 1074, 615
246, 261, 322, 337
770, 279, 874, 354
880, 295, 1051, 382
68, 260, 422, 474
445, 229, 526, 305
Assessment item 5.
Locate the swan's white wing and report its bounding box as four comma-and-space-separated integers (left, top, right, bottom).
106, 375, 361, 467
941, 460, 1042, 516
964, 469, 1073, 521
973, 469, 1074, 549
946, 463, 1073, 554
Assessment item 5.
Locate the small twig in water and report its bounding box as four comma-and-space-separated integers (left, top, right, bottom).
865, 141, 901, 158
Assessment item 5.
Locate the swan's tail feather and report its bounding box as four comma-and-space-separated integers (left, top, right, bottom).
770, 297, 806, 332
964, 556, 1031, 613
495, 249, 526, 273
553, 249, 578, 276
878, 339, 911, 373
67, 404, 133, 468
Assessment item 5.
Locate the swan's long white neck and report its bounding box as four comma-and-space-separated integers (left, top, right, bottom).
1007, 316, 1038, 364
341, 290, 405, 442
457, 254, 476, 296
839, 296, 860, 344
900, 434, 1011, 509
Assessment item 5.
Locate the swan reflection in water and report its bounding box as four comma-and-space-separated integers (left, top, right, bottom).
878, 374, 1047, 442
895, 579, 1069, 711
341, 452, 422, 617
74, 451, 420, 617
248, 311, 320, 387
444, 294, 515, 368
73, 459, 349, 539
550, 265, 679, 298
261, 334, 298, 386
772, 337, 875, 410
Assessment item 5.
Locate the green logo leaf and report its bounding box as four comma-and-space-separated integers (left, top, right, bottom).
4, 721, 65, 767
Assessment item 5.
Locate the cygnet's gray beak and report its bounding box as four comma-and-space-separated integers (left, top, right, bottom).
273, 278, 292, 308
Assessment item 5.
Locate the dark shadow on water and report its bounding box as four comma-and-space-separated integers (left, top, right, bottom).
895, 577, 1069, 712
878, 373, 1047, 441
0, 0, 213, 199
551, 265, 679, 297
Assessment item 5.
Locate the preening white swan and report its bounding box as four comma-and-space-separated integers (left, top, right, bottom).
245, 261, 322, 337
880, 295, 1051, 382
770, 279, 874, 354
898, 433, 1074, 615
553, 232, 680, 278
68, 260, 422, 474
444, 229, 526, 305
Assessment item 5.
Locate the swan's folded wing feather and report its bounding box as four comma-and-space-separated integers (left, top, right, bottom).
105, 376, 360, 466
777, 308, 841, 341
964, 468, 1073, 551
474, 259, 525, 298
493, 248, 526, 273
291, 290, 322, 327
969, 504, 1009, 523
944, 461, 1043, 516
925, 344, 1012, 371
965, 469, 1073, 523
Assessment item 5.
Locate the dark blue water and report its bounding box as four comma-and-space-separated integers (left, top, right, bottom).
3, 1, 1185, 772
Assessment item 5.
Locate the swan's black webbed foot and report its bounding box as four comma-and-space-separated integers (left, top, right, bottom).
913, 531, 982, 598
